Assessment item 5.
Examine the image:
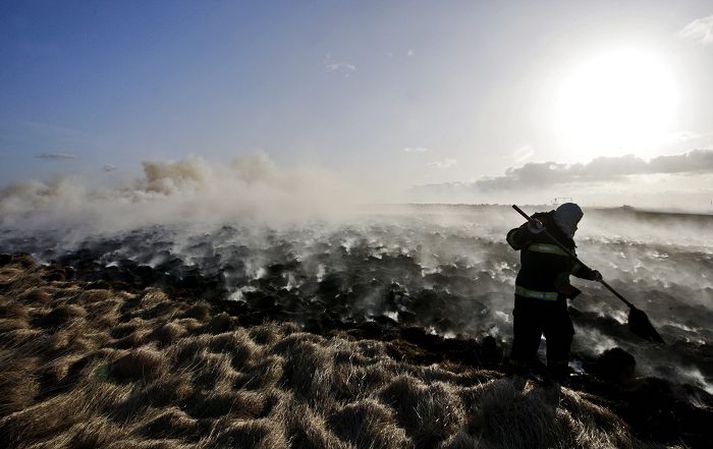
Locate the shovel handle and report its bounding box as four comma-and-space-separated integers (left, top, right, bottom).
599, 280, 635, 309
511, 205, 635, 309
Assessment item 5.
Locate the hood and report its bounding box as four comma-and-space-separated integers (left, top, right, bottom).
553, 202, 583, 238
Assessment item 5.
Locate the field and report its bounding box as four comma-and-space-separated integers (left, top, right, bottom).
1, 205, 712, 448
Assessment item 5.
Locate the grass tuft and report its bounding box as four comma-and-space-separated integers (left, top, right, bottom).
379, 375, 465, 448
329, 398, 413, 449
110, 347, 166, 382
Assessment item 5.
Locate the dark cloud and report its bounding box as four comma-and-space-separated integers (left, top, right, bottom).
35, 152, 78, 160
473, 150, 713, 191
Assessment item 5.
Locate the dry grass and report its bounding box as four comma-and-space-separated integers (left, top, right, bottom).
0, 258, 678, 449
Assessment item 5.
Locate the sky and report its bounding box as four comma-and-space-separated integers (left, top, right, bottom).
1, 1, 713, 209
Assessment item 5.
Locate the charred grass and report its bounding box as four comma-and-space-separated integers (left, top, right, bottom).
0, 258, 681, 449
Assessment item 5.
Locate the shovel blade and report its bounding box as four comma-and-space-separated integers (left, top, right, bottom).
628, 307, 665, 344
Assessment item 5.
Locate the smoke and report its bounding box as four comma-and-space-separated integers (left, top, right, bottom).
0, 152, 364, 236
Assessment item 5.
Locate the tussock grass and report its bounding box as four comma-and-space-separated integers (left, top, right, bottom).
330, 398, 413, 449
138, 408, 199, 440
148, 322, 188, 347
141, 372, 193, 407
37, 304, 87, 329
275, 399, 353, 449
275, 336, 335, 408
438, 431, 483, 449
471, 378, 637, 449
110, 347, 166, 382
199, 312, 237, 335
84, 297, 123, 327
168, 336, 213, 368
20, 287, 54, 303
65, 417, 127, 449
187, 388, 266, 419
0, 357, 40, 415
0, 258, 676, 449
190, 352, 237, 389
0, 327, 43, 350
233, 354, 284, 390
0, 300, 30, 320
0, 317, 30, 333
111, 319, 147, 339
78, 289, 115, 305
212, 418, 288, 449
182, 302, 212, 321
380, 376, 465, 448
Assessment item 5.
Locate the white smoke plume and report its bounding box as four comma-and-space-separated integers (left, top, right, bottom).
0, 152, 364, 235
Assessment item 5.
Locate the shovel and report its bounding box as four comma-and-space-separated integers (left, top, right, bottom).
512, 204, 665, 344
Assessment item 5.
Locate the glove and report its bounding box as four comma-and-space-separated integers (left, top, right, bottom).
591, 270, 603, 282
559, 284, 582, 300
527, 218, 545, 234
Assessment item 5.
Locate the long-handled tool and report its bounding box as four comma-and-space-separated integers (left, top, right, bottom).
512, 204, 665, 344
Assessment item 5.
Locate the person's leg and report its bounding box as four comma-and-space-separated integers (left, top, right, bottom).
509, 298, 544, 375
543, 303, 574, 383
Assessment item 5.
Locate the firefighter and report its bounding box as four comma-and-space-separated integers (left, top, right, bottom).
506, 202, 602, 383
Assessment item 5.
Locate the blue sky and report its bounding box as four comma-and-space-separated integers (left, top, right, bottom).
2, 0, 713, 203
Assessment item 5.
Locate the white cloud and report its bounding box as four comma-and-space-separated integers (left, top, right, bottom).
666, 130, 713, 144
324, 53, 356, 76
407, 49, 415, 57
325, 62, 356, 72
679, 14, 713, 45
403, 146, 431, 153
512, 145, 534, 163
427, 158, 456, 169
35, 152, 78, 160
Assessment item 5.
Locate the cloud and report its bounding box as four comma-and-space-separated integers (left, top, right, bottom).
403, 146, 431, 153
411, 150, 713, 196
427, 158, 456, 169
512, 145, 534, 163
679, 14, 713, 45
35, 152, 78, 160
407, 49, 415, 57
325, 62, 356, 72
474, 150, 713, 191
324, 53, 356, 76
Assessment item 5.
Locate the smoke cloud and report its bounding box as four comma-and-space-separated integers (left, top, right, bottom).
0, 152, 363, 235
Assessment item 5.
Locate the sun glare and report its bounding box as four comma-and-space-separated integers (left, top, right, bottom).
555, 48, 678, 159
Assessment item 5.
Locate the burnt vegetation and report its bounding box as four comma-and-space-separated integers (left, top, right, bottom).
0, 254, 710, 449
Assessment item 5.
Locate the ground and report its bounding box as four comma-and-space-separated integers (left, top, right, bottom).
0, 254, 708, 449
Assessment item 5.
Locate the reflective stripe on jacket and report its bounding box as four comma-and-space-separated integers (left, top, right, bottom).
526, 242, 570, 257
515, 285, 559, 301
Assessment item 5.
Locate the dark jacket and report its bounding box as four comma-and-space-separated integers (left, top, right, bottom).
507, 210, 597, 301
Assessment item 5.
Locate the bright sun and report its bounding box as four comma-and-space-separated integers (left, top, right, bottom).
554, 48, 678, 159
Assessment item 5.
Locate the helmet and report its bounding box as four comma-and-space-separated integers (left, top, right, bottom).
553, 202, 583, 238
